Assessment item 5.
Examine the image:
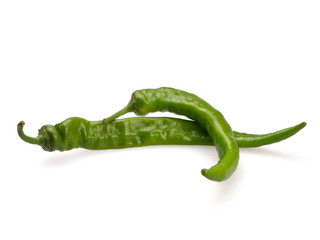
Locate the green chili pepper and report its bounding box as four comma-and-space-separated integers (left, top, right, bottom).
18, 117, 306, 151
103, 87, 240, 181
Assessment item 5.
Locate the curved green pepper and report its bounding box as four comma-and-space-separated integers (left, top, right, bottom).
103, 87, 240, 181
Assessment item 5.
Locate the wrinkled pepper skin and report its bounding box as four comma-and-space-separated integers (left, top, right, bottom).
102, 87, 308, 181
18, 117, 306, 152
101, 87, 307, 181
18, 117, 215, 152
103, 87, 238, 181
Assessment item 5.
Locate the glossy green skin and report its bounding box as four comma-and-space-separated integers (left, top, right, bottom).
135, 88, 240, 181
103, 87, 239, 181
18, 117, 306, 151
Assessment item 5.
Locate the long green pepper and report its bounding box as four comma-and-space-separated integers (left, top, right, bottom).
18, 117, 306, 151
102, 87, 236, 181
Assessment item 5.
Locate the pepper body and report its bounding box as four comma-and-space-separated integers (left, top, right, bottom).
103, 87, 240, 181
18, 117, 306, 151
55, 117, 214, 151
60, 117, 213, 150
18, 117, 213, 152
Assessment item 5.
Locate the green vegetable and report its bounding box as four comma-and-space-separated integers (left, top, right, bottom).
103, 87, 239, 181
18, 117, 306, 151
18, 86, 306, 182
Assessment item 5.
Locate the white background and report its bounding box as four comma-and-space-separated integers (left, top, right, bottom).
1, 1, 319, 239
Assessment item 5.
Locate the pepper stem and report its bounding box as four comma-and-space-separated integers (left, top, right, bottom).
102, 101, 134, 124
17, 121, 44, 146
